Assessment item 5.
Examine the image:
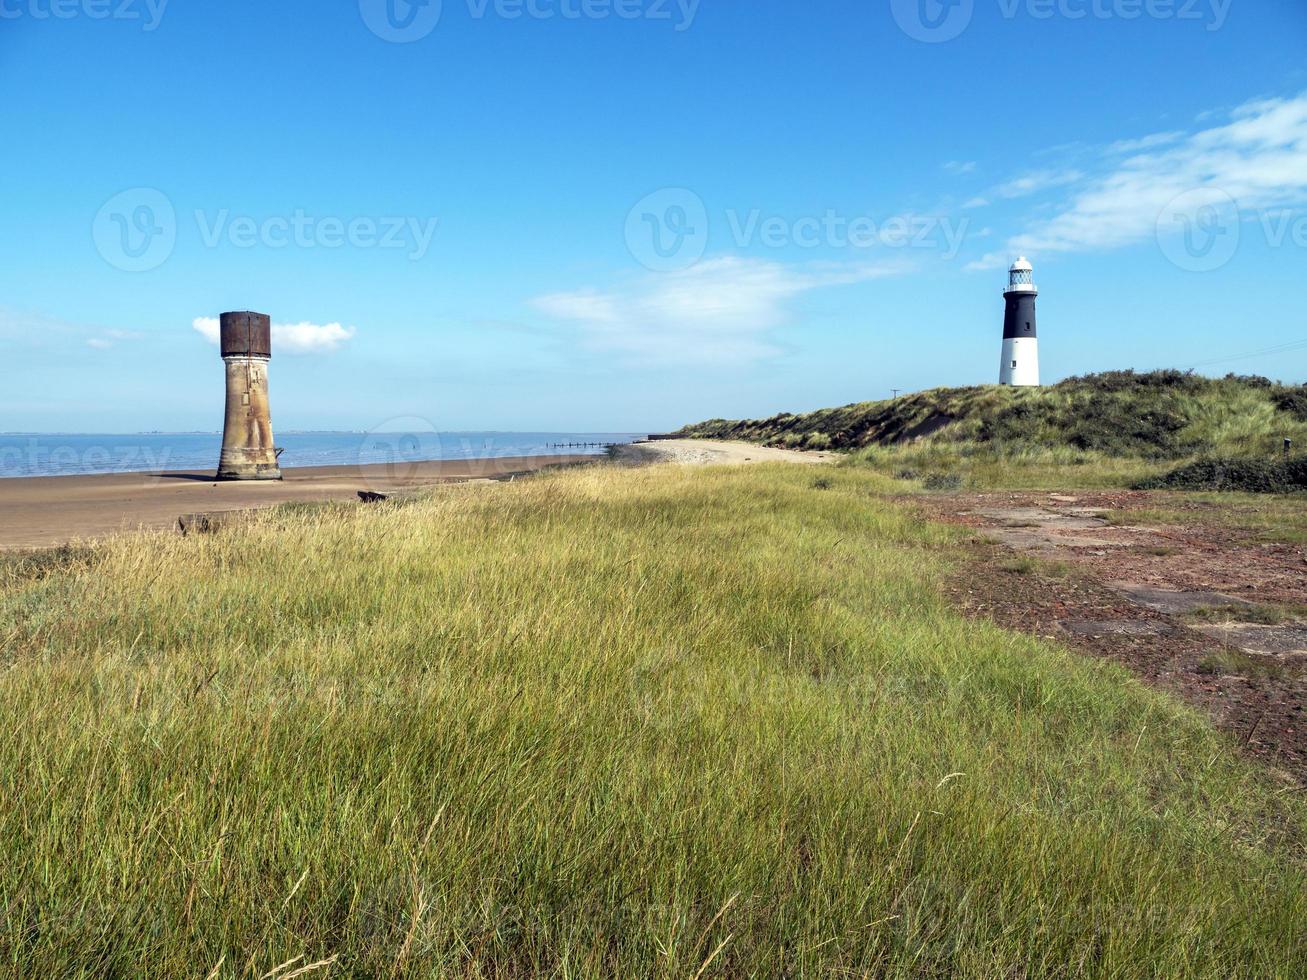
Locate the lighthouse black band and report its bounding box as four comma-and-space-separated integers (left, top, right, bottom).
1002, 292, 1038, 340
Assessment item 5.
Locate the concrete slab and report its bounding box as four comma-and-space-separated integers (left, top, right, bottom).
1108, 583, 1255, 615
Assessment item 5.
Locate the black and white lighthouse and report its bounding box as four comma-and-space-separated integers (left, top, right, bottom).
999, 257, 1040, 387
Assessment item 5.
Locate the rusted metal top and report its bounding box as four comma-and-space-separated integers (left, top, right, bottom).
220, 311, 272, 358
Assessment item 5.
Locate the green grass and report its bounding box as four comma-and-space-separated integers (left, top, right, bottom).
1195, 649, 1287, 681
858, 442, 1163, 491
1108, 493, 1307, 545
1, 464, 1305, 977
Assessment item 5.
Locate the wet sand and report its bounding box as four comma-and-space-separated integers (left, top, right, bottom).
0, 455, 593, 550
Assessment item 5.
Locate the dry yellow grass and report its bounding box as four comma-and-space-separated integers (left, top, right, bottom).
0, 463, 1304, 976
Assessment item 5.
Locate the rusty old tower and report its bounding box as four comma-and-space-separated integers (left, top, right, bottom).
217, 311, 282, 480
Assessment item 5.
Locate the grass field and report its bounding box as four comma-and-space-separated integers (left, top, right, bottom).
2, 464, 1305, 977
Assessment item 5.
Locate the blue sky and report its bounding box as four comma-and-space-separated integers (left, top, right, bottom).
1, 0, 1305, 433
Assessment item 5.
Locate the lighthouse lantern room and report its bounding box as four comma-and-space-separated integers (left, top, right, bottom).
999, 257, 1040, 387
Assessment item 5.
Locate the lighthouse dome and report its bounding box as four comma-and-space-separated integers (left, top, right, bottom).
1006, 257, 1036, 293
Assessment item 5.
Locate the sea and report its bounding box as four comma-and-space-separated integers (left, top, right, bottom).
0, 431, 646, 480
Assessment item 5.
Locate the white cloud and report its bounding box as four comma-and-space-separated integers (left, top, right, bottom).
943, 160, 977, 175
992, 169, 1085, 200
192, 317, 221, 344
969, 90, 1307, 269
192, 317, 355, 354
530, 256, 905, 365
1105, 131, 1185, 155
273, 321, 356, 354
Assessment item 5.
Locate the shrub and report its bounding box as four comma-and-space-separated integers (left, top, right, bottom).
1135, 455, 1307, 493
923, 472, 963, 491
1273, 386, 1307, 421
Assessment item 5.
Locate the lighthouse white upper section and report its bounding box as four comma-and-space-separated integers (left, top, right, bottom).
1006, 256, 1037, 294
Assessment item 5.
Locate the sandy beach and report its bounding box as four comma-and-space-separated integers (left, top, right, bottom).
0, 454, 592, 550
614, 439, 834, 466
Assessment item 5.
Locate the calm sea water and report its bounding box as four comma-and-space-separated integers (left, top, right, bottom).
0, 432, 645, 479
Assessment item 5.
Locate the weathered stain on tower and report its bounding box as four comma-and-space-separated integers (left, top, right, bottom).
217, 311, 282, 480
999, 257, 1040, 387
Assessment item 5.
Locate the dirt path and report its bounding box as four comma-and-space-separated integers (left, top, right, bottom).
0, 455, 591, 551
924, 490, 1307, 783
615, 439, 834, 466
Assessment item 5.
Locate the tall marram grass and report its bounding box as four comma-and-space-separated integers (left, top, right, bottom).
1, 464, 1304, 976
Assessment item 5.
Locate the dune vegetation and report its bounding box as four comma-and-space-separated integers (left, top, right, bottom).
1, 463, 1304, 977
674, 371, 1307, 490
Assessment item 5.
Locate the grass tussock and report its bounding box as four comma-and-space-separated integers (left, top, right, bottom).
0, 464, 1305, 976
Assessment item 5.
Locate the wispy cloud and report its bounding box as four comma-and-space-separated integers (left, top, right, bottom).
1105, 131, 1185, 155
86, 328, 143, 351
943, 160, 977, 175
192, 317, 356, 354
531, 256, 906, 365
967, 90, 1307, 270
992, 169, 1085, 200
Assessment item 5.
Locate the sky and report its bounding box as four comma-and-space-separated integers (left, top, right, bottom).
1, 0, 1305, 434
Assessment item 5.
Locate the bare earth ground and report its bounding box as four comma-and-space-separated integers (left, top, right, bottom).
0, 455, 591, 550
921, 490, 1307, 784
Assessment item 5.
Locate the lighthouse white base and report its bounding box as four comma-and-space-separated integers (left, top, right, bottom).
999, 337, 1040, 387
